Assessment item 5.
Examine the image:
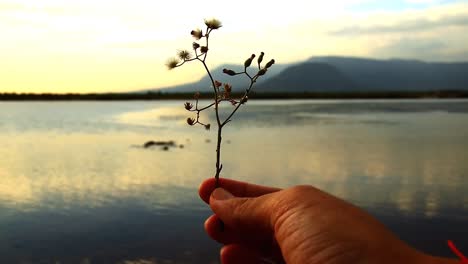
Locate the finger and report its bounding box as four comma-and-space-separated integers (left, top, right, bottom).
204, 214, 245, 244
209, 188, 280, 241
205, 214, 268, 245
220, 244, 264, 264
221, 244, 285, 264
199, 178, 281, 204
205, 214, 284, 261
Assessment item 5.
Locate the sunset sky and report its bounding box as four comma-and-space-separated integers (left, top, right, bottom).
1, 0, 467, 93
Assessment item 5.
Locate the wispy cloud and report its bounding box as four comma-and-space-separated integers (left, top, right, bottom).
330, 13, 468, 35
1, 0, 467, 92
372, 38, 446, 58
371, 36, 468, 61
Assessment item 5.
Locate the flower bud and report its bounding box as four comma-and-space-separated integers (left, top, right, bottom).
184, 102, 193, 111
187, 118, 196, 126
244, 54, 256, 68
257, 52, 264, 65
194, 92, 200, 99
191, 29, 203, 40
265, 59, 275, 69
204, 124, 211, 130
223, 83, 232, 93
257, 68, 267, 76
214, 80, 222, 88
200, 46, 208, 54
223, 69, 236, 76
240, 96, 249, 104
166, 57, 180, 70
223, 83, 232, 98
244, 59, 252, 68
204, 18, 222, 30
192, 42, 200, 50
177, 50, 191, 61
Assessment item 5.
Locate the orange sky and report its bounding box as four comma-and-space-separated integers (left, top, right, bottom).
1, 0, 467, 93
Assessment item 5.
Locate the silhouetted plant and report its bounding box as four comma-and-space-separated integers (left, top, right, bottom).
167, 18, 275, 187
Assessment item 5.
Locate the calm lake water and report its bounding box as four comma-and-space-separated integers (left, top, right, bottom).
0, 99, 467, 263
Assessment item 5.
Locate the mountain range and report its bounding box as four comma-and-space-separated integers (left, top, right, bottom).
149, 56, 468, 93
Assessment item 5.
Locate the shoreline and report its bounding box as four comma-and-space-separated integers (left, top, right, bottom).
0, 90, 467, 101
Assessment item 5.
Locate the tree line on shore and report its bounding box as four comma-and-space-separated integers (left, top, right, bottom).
0, 90, 467, 101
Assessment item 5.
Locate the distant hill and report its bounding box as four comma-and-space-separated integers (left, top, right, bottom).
151, 63, 288, 93
257, 57, 468, 92
256, 62, 358, 92
147, 57, 468, 93
306, 56, 468, 91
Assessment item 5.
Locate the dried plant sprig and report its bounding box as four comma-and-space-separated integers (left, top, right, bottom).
167, 18, 274, 187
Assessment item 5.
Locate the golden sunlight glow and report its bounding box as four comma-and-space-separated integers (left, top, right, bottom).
1, 0, 467, 93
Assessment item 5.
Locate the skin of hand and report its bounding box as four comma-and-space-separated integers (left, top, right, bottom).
198, 178, 459, 264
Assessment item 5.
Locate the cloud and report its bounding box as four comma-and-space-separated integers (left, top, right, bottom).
372, 37, 468, 61
404, 0, 444, 3
1, 0, 467, 92
372, 37, 445, 58
330, 13, 468, 35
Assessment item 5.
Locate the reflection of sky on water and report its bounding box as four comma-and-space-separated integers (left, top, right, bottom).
0, 100, 467, 262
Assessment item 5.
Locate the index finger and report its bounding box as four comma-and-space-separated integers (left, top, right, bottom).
198, 178, 281, 204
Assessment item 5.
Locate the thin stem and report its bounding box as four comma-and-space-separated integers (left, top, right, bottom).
201, 60, 223, 187
195, 30, 223, 187
221, 75, 258, 126
172, 54, 204, 69
189, 102, 216, 112
202, 27, 212, 62
174, 24, 271, 191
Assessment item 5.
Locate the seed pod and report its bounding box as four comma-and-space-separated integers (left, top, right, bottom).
223, 69, 236, 76
192, 42, 200, 50
204, 124, 211, 130
265, 59, 275, 69
200, 46, 208, 54
194, 92, 200, 99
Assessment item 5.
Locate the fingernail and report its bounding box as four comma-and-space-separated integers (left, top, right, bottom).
212, 188, 234, 200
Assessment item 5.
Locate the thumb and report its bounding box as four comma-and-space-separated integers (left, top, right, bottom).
209, 188, 278, 236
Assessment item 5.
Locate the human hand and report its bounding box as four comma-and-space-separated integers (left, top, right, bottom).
199, 178, 458, 264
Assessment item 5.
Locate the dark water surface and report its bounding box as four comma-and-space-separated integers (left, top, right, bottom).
0, 100, 467, 263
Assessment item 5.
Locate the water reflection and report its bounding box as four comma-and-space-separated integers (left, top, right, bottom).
0, 133, 204, 213
0, 100, 467, 262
